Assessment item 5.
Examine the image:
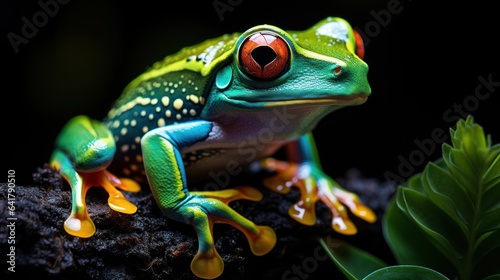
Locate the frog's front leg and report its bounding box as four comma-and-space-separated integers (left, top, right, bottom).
50, 116, 141, 238
141, 120, 276, 280
262, 132, 376, 235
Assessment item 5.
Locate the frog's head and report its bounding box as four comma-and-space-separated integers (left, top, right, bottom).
207, 17, 370, 113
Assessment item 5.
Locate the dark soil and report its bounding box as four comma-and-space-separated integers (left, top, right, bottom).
1, 165, 396, 280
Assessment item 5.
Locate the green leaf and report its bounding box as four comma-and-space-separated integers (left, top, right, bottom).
396, 187, 467, 261
383, 197, 457, 277
318, 237, 386, 280
481, 185, 500, 214
473, 245, 500, 279
383, 115, 500, 280
473, 230, 500, 267
483, 148, 500, 192
445, 145, 478, 194
363, 265, 449, 280
450, 116, 489, 164
421, 161, 473, 231
477, 206, 500, 234
482, 275, 500, 280
405, 171, 425, 193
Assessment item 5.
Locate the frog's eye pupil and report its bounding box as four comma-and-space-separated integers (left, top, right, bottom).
239, 32, 290, 80
251, 46, 277, 68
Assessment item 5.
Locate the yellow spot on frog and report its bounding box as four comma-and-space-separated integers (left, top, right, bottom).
131, 120, 137, 127
161, 96, 170, 106
190, 109, 197, 116
135, 136, 141, 144
151, 98, 158, 105
173, 99, 183, 110
120, 127, 128, 136
108, 96, 152, 118
140, 110, 146, 117
176, 114, 182, 120
123, 119, 130, 126
158, 118, 166, 127
166, 110, 172, 118
142, 126, 149, 133
148, 114, 154, 120
189, 95, 199, 104
121, 144, 129, 152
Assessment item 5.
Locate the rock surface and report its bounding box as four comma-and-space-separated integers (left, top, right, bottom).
1, 165, 396, 279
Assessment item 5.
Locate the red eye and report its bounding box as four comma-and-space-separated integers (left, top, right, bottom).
239, 32, 290, 80
353, 30, 365, 60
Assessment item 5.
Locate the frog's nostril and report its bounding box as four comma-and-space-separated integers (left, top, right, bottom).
333, 65, 342, 76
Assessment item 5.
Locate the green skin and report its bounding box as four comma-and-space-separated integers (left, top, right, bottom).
50, 17, 374, 279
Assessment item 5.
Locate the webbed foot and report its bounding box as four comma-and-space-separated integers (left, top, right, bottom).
176, 186, 277, 279
261, 158, 376, 235
51, 151, 140, 238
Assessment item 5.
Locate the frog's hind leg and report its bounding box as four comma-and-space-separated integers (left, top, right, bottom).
51, 149, 95, 238
140, 120, 276, 279
50, 115, 140, 238
184, 187, 277, 279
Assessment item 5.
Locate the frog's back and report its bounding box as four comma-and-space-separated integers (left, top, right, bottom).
103, 32, 240, 182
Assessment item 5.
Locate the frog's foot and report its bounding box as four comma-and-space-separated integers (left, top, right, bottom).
177, 186, 277, 279
261, 158, 376, 235
58, 167, 141, 238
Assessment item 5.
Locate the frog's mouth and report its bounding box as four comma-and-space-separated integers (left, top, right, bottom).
227, 93, 369, 108
263, 94, 368, 107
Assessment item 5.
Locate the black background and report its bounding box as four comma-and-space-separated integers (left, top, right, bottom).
1, 0, 499, 187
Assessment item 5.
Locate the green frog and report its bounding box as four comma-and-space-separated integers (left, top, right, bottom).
50, 17, 375, 279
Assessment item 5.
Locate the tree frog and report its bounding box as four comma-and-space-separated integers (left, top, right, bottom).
50, 17, 375, 279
